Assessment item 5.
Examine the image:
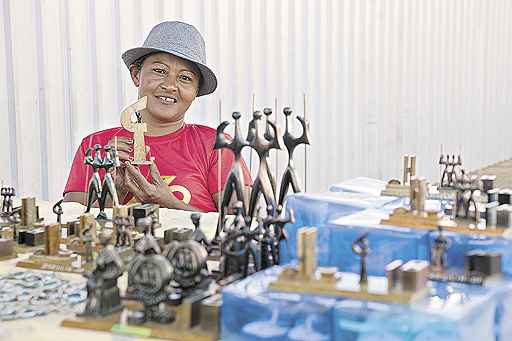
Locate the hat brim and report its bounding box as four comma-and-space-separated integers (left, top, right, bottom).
122, 47, 217, 97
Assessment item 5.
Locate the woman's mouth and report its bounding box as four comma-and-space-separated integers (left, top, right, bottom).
156, 96, 177, 105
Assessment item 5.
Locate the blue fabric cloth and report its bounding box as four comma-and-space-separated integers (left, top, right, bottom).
221, 266, 512, 340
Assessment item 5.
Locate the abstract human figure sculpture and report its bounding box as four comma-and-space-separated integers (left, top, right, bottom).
278, 107, 311, 206
220, 201, 260, 278
190, 213, 211, 251
1, 187, 15, 215
213, 112, 249, 239
84, 144, 105, 218
352, 233, 369, 287
120, 96, 151, 165
99, 145, 120, 209
431, 226, 449, 272
262, 204, 294, 266
114, 215, 134, 247
81, 232, 124, 317
247, 111, 283, 219
439, 154, 462, 188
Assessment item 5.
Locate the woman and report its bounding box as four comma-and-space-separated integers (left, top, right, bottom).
63, 21, 251, 212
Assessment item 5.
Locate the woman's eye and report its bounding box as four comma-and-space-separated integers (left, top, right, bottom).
179, 74, 193, 82
153, 68, 166, 75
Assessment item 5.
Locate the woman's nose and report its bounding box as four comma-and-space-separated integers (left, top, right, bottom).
160, 76, 178, 91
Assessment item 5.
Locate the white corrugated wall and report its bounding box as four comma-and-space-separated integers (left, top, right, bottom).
0, 0, 511, 202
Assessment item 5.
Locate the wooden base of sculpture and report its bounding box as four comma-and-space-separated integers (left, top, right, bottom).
381, 184, 456, 201
269, 267, 427, 304
16, 253, 93, 274
381, 208, 508, 237
61, 296, 219, 341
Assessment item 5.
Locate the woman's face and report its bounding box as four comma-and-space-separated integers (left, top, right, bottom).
130, 52, 200, 124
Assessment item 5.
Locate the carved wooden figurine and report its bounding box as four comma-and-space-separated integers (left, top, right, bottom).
352, 233, 369, 287
120, 96, 151, 165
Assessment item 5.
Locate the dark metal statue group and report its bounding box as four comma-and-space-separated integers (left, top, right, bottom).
79, 105, 310, 326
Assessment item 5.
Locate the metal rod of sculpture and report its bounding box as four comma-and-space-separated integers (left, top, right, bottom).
263, 108, 278, 195
84, 144, 105, 217
247, 111, 284, 219
120, 96, 151, 165
278, 107, 311, 207
213, 112, 249, 239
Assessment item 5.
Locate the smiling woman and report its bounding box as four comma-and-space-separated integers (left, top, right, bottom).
62, 21, 252, 212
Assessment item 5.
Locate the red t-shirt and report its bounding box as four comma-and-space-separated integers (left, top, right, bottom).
64, 124, 252, 212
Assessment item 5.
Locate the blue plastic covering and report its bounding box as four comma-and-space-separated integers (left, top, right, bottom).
221, 266, 512, 340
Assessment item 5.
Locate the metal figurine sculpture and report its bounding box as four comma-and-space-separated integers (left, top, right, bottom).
247, 111, 284, 219
81, 232, 124, 317
1, 186, 15, 215
220, 202, 260, 278
190, 213, 212, 251
149, 213, 160, 237
439, 154, 462, 188
262, 204, 294, 265
213, 112, 249, 238
431, 226, 449, 273
164, 236, 210, 292
114, 215, 134, 247
99, 145, 120, 209
127, 230, 177, 324
263, 108, 278, 194
52, 199, 63, 224
277, 107, 311, 207
84, 144, 106, 218
454, 174, 479, 220
352, 233, 369, 287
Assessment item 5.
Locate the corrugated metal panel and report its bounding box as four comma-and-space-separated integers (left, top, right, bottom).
0, 0, 511, 201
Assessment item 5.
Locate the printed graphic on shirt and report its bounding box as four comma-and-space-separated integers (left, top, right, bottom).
161, 176, 191, 204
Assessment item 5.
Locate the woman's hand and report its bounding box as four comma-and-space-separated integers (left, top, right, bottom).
123, 161, 200, 211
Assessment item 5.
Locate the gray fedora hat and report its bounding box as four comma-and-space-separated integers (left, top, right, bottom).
122, 21, 217, 97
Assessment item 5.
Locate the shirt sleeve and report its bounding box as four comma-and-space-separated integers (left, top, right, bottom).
63, 140, 91, 195
207, 148, 252, 195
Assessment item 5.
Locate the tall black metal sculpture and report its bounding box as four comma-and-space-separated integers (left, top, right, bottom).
247, 111, 283, 219
213, 112, 249, 239
277, 107, 311, 207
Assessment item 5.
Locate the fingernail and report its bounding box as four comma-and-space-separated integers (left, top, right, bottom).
128, 139, 133, 144
128, 147, 133, 152
129, 156, 134, 161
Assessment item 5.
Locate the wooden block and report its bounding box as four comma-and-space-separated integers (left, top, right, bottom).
0, 238, 16, 260
21, 197, 37, 226
45, 223, 61, 255
25, 228, 45, 246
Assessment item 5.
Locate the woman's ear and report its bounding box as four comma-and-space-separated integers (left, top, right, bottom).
129, 65, 141, 87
